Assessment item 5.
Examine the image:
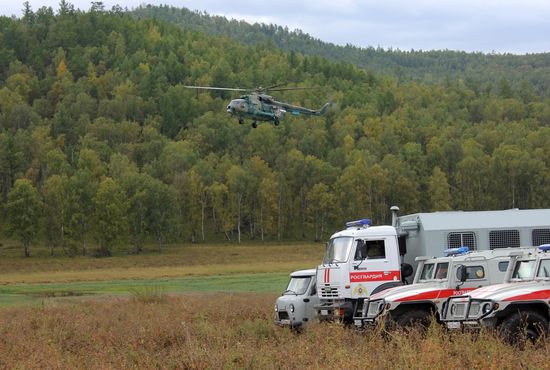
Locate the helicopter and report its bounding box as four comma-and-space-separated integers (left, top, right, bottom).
185, 85, 330, 128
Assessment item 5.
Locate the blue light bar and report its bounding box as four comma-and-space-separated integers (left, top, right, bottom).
443, 246, 470, 257
346, 218, 371, 228
539, 244, 550, 252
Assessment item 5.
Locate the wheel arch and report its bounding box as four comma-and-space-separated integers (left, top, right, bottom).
496, 301, 550, 324
390, 301, 439, 321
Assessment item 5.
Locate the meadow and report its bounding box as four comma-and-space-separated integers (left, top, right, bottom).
1, 293, 548, 369
1, 242, 548, 369
0, 242, 323, 306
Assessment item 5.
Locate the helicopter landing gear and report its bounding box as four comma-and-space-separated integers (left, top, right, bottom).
273, 118, 280, 126
251, 121, 258, 128
239, 118, 244, 125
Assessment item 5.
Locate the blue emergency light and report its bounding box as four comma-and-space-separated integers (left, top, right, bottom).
346, 218, 371, 228
539, 244, 550, 252
443, 246, 470, 257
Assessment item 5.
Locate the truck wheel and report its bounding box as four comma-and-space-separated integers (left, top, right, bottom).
394, 309, 432, 329
499, 311, 548, 343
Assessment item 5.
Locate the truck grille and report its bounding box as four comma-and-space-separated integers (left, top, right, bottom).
451, 303, 466, 318
277, 311, 289, 320
469, 303, 481, 317
320, 286, 339, 298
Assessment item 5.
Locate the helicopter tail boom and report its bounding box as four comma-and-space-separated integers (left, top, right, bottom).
316, 102, 331, 116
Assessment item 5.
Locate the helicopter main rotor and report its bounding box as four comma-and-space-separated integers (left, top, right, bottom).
184, 84, 315, 94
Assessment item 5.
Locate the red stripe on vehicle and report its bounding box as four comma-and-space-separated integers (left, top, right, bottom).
394, 288, 476, 302
349, 270, 401, 283
503, 289, 550, 302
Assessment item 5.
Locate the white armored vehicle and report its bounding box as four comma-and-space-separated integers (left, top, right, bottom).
354, 247, 536, 328
274, 269, 319, 328
441, 245, 550, 342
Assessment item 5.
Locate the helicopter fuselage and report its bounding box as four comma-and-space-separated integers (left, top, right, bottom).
226, 95, 285, 124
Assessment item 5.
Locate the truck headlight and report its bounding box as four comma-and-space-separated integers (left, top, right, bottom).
289, 304, 295, 313
481, 302, 492, 315
274, 304, 278, 312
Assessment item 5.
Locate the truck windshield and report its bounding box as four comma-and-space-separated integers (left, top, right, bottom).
536, 259, 550, 278
419, 263, 435, 280
284, 276, 312, 295
512, 260, 536, 279
324, 237, 353, 264
419, 262, 449, 281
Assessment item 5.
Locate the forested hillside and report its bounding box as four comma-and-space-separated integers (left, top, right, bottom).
1, 3, 549, 256
132, 5, 550, 94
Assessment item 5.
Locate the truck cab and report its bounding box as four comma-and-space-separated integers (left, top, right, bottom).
315, 220, 408, 323
442, 245, 550, 342
354, 247, 536, 328
274, 269, 319, 328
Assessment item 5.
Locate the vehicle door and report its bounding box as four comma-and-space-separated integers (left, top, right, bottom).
304, 276, 320, 320
451, 261, 489, 294
350, 238, 399, 297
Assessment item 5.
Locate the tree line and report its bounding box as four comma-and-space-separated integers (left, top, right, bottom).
133, 4, 550, 95
1, 2, 549, 256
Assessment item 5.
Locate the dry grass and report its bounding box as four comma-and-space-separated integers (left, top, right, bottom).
0, 293, 547, 369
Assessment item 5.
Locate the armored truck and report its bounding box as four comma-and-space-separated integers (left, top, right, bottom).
354, 247, 537, 329
441, 245, 550, 342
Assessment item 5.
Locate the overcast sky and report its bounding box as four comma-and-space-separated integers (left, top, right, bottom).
2, 0, 549, 54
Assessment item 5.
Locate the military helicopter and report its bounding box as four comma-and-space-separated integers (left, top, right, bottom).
185, 85, 330, 128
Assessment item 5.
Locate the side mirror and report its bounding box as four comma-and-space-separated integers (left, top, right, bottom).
457, 265, 468, 283
401, 263, 413, 279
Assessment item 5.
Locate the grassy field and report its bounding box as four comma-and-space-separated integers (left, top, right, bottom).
1, 241, 548, 368
1, 293, 548, 369
0, 241, 323, 307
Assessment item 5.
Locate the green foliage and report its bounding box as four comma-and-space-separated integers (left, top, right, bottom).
6, 178, 42, 256
0, 3, 549, 253
92, 177, 128, 255
133, 5, 550, 96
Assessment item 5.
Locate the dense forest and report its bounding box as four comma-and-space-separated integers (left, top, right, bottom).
0, 2, 549, 256
133, 5, 550, 95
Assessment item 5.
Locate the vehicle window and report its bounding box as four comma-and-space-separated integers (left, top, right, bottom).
324, 237, 353, 263
512, 260, 536, 279
435, 262, 449, 279
537, 259, 550, 278
366, 240, 386, 259
284, 276, 312, 295
498, 261, 509, 272
463, 266, 485, 280
420, 263, 435, 280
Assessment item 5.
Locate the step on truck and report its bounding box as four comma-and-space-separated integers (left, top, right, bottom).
274, 269, 319, 328
441, 245, 550, 342
353, 246, 537, 329
316, 207, 550, 323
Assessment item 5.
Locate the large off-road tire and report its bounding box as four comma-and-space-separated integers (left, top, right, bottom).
394, 309, 432, 329
499, 310, 548, 343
